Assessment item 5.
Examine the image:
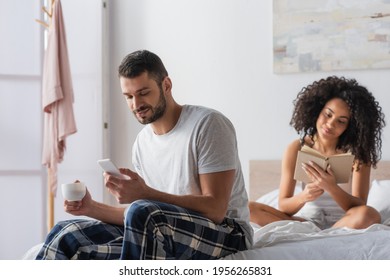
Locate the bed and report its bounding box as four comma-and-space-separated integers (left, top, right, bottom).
23, 160, 390, 260
222, 160, 390, 260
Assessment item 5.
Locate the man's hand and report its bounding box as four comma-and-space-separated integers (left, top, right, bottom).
104, 168, 149, 204
64, 187, 95, 216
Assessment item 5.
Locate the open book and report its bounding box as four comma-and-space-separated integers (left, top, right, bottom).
294, 145, 354, 184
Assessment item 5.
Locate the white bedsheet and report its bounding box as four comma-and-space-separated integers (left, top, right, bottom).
223, 221, 390, 260
23, 220, 390, 260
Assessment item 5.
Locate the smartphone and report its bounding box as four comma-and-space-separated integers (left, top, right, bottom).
97, 159, 130, 179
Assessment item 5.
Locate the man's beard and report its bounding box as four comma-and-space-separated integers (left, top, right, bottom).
134, 90, 167, 125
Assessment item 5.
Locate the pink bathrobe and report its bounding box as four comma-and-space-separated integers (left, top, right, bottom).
42, 0, 77, 195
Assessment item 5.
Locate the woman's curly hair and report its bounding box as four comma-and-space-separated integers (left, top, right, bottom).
290, 76, 385, 168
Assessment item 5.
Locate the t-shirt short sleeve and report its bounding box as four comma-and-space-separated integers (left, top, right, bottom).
196, 112, 238, 174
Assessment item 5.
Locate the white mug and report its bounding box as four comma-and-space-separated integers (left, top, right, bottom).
61, 182, 86, 201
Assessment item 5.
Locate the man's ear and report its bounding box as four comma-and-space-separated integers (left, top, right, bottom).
163, 76, 172, 93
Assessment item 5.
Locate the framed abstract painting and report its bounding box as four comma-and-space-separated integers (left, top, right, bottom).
273, 0, 390, 73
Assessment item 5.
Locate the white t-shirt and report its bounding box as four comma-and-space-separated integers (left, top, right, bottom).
132, 105, 253, 244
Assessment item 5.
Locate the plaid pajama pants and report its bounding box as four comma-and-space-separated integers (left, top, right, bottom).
35, 200, 248, 260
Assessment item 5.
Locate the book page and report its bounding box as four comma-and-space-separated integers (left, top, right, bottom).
328, 154, 354, 183
294, 147, 354, 184
300, 145, 326, 159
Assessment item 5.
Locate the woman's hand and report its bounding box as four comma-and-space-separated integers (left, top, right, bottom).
299, 183, 324, 203
302, 161, 337, 192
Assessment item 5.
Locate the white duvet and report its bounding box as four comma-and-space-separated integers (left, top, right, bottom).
223, 220, 390, 260
223, 180, 390, 260
24, 221, 390, 260
252, 220, 390, 247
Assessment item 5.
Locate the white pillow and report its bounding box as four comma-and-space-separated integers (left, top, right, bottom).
256, 189, 279, 208
256, 185, 303, 209
367, 180, 390, 223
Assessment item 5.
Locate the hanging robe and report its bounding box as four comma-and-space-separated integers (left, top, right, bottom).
42, 0, 77, 195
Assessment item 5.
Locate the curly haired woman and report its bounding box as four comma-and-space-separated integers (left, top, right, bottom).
249, 76, 386, 229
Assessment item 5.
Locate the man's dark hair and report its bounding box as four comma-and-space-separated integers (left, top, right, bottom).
118, 50, 168, 85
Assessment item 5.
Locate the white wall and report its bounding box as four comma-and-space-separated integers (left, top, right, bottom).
0, 0, 106, 259
108, 0, 390, 188
52, 0, 106, 224
0, 1, 44, 260
1, 0, 389, 260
